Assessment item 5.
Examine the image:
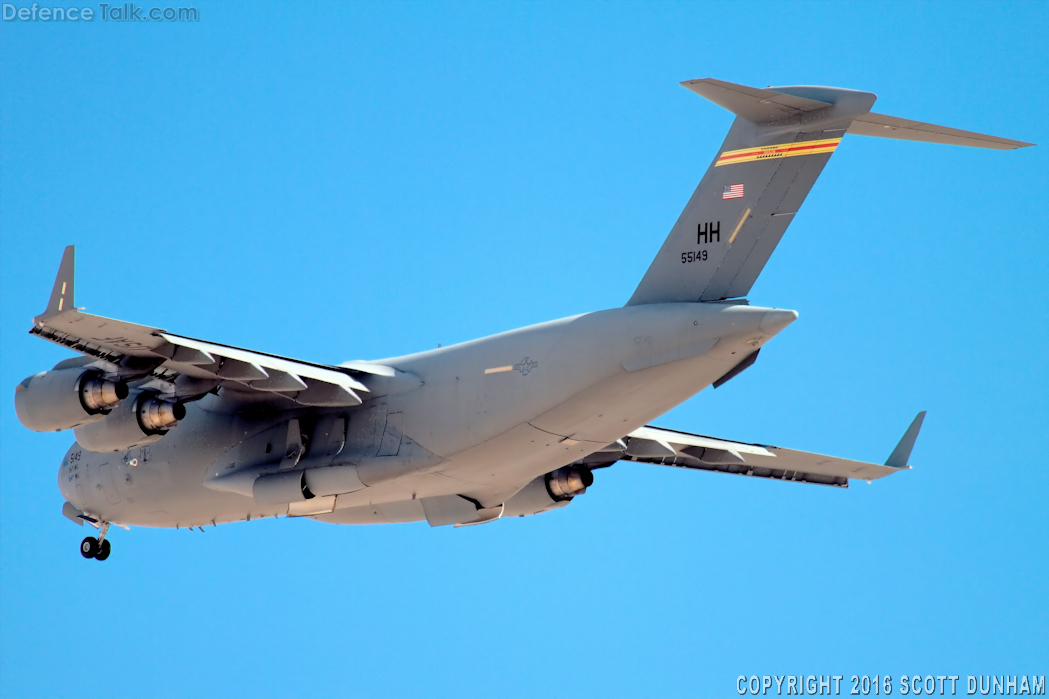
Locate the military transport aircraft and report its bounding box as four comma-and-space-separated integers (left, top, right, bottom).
16, 79, 1032, 560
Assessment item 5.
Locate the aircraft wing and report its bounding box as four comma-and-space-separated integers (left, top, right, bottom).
28, 246, 383, 406
580, 413, 926, 488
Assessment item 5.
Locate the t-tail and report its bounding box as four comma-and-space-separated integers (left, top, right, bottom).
627, 78, 1033, 306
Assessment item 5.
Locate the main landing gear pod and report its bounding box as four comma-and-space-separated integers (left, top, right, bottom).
252, 470, 315, 506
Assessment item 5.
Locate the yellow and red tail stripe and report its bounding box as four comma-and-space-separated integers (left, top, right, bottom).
715, 137, 842, 167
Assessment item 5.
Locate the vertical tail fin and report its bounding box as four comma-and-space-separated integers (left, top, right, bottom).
628, 79, 877, 306
627, 79, 1031, 306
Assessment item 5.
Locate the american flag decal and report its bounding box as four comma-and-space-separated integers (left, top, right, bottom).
723, 183, 744, 200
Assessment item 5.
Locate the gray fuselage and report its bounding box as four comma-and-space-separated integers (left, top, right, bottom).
58, 301, 796, 528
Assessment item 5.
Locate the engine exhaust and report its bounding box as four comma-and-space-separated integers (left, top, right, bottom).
546, 466, 594, 501
138, 397, 186, 432
80, 376, 128, 412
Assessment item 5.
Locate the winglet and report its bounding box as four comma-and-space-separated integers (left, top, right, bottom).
885, 411, 927, 468
35, 245, 76, 323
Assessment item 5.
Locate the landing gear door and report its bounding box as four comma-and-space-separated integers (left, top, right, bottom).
344, 401, 387, 457
298, 415, 347, 469
309, 416, 347, 459
377, 412, 403, 457
277, 419, 304, 471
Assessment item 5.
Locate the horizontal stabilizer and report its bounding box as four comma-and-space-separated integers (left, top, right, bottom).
680, 78, 832, 123
848, 113, 1033, 150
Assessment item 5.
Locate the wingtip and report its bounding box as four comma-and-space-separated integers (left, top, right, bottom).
34, 245, 76, 323
885, 411, 927, 469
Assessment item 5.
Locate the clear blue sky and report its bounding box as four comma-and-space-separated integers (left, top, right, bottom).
1, 2, 1046, 697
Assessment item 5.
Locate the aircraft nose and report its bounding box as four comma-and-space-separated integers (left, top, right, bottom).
759, 309, 799, 336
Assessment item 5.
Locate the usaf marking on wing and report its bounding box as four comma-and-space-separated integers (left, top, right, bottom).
14, 78, 1033, 560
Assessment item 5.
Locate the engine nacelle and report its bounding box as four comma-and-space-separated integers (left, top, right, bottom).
15, 367, 128, 432
503, 466, 594, 517
72, 391, 185, 453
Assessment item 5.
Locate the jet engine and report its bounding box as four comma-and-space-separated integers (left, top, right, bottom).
15, 367, 128, 432
72, 390, 186, 453
546, 465, 594, 501
503, 466, 594, 517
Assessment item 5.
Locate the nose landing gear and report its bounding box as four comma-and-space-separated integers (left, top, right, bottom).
80, 521, 112, 561
81, 537, 111, 560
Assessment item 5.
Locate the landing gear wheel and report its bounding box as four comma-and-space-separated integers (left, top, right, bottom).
80, 537, 99, 559
95, 539, 111, 561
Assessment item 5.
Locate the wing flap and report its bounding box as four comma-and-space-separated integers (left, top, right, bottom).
160, 334, 367, 393
628, 425, 773, 457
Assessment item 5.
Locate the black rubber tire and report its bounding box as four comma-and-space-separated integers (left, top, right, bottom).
80, 537, 99, 559
94, 539, 111, 561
